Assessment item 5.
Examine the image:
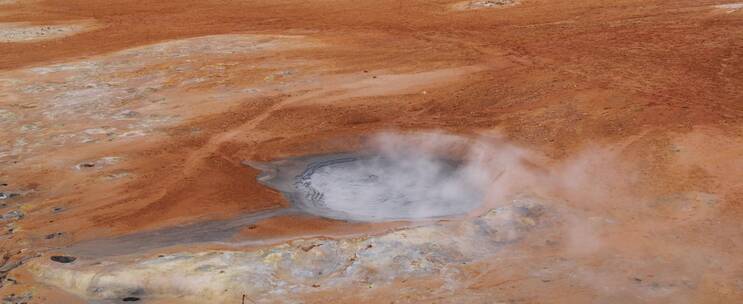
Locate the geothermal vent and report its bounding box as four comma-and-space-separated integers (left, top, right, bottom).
255, 153, 484, 222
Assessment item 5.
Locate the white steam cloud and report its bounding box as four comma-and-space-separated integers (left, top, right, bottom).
353, 131, 642, 255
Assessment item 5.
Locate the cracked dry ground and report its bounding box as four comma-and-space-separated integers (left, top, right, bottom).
1, 0, 742, 303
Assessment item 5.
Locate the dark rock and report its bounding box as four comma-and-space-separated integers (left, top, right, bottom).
0, 193, 20, 200
52, 207, 64, 213
122, 297, 140, 302
50, 256, 76, 263
45, 232, 63, 239
1, 210, 24, 221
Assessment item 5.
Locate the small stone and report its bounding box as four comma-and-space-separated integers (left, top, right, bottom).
45, 232, 63, 239
1, 210, 24, 221
79, 163, 95, 168
50, 256, 76, 263
122, 297, 140, 302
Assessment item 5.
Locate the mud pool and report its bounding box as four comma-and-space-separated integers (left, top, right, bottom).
254, 153, 485, 222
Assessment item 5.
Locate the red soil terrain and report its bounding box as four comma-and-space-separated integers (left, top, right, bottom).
0, 0, 741, 303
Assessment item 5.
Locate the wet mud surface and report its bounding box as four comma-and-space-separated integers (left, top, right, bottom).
252, 153, 483, 222
63, 208, 299, 258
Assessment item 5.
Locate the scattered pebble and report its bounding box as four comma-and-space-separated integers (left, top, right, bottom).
74, 156, 121, 170
50, 256, 76, 263
0, 191, 21, 201
45, 232, 63, 240
122, 297, 140, 302
0, 210, 23, 221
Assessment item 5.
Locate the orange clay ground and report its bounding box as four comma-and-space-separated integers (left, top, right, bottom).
0, 0, 742, 303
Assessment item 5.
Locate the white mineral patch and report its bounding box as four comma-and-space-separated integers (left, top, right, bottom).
28, 202, 547, 303
0, 109, 16, 122
0, 22, 94, 43
0, 34, 316, 159
452, 0, 518, 11
715, 2, 743, 11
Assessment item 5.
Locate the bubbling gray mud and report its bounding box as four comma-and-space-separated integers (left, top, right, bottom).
252, 153, 484, 221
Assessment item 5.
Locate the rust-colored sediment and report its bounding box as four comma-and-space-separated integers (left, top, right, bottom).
0, 0, 741, 303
